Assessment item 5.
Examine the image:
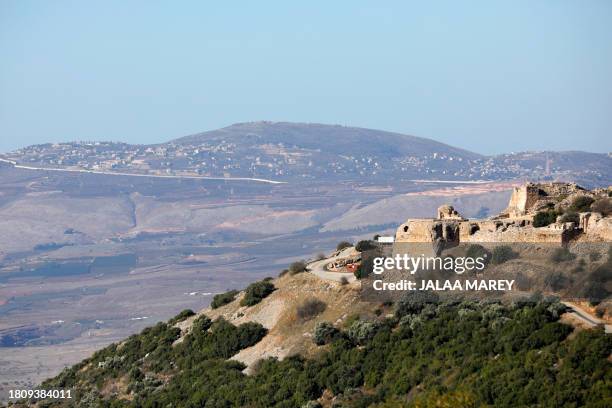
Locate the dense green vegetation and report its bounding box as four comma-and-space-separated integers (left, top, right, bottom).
167, 309, 195, 325
354, 256, 374, 279
355, 240, 377, 252
240, 279, 276, 306
30, 293, 610, 408
211, 290, 239, 309
313, 321, 341, 346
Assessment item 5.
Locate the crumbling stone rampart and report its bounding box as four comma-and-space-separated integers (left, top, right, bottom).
502, 182, 586, 218
395, 183, 610, 244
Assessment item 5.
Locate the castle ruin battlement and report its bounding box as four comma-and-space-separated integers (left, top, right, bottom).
395, 182, 611, 244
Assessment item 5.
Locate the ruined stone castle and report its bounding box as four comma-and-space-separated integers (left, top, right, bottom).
395, 182, 612, 244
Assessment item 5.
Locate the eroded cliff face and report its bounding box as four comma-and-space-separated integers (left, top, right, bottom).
396, 183, 612, 244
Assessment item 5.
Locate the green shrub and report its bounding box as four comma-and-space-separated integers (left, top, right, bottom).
395, 291, 439, 317
200, 318, 268, 359
289, 261, 308, 275
569, 195, 595, 212
591, 198, 612, 216
399, 313, 424, 331
491, 245, 519, 264
355, 240, 377, 252
211, 290, 239, 309
346, 319, 380, 345
296, 298, 326, 321
559, 211, 579, 224
533, 210, 558, 227
240, 280, 275, 307
313, 322, 340, 345
354, 257, 374, 280
543, 272, 568, 291
550, 247, 576, 263
128, 367, 144, 382
168, 309, 196, 325
191, 315, 213, 333
465, 244, 491, 265
344, 313, 360, 328
336, 241, 353, 251
577, 281, 608, 305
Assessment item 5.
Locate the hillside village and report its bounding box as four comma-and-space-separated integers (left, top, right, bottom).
1, 122, 610, 183
0, 139, 501, 179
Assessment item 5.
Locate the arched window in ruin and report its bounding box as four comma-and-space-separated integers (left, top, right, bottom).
469, 224, 480, 235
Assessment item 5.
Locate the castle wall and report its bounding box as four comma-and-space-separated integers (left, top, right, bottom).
504, 182, 585, 218
394, 183, 608, 246
396, 219, 440, 242
461, 221, 566, 243
581, 214, 612, 241
505, 185, 541, 217
396, 219, 566, 244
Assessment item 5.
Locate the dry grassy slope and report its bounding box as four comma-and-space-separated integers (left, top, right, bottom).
321, 190, 512, 232
0, 192, 135, 254
129, 193, 323, 235
176, 273, 375, 372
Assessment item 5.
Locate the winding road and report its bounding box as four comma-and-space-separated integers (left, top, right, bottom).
308, 252, 611, 334
563, 301, 611, 334
307, 247, 357, 283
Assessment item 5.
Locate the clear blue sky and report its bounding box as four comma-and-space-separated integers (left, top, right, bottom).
1, 1, 611, 154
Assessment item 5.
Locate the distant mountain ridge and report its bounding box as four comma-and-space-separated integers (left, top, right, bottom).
173, 121, 483, 160
3, 121, 611, 186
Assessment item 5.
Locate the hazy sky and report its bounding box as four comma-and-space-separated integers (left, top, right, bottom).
1, 1, 611, 154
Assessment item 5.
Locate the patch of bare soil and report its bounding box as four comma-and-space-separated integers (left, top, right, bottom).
174, 272, 375, 372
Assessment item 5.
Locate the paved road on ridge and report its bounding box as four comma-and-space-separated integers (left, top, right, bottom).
0, 158, 286, 184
